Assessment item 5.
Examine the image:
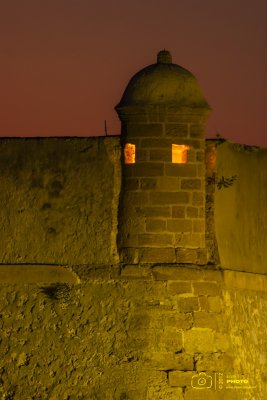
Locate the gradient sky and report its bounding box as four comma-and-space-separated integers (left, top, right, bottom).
1, 0, 266, 146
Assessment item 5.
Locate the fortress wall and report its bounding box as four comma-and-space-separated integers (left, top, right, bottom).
214, 141, 267, 274
0, 137, 121, 266
0, 266, 266, 399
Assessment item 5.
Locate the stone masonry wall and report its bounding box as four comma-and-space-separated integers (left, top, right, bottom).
0, 137, 121, 266
0, 265, 266, 400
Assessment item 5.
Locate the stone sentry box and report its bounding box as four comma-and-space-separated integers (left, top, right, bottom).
116, 50, 211, 264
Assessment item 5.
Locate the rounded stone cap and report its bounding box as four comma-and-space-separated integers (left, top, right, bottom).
116, 50, 210, 110
157, 49, 172, 64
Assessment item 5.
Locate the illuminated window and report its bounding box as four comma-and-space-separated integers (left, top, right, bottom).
124, 143, 136, 164
172, 144, 190, 163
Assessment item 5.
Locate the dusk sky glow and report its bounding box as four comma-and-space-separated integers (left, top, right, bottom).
1, 0, 266, 146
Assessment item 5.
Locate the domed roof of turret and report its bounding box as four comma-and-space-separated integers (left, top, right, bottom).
116, 50, 210, 109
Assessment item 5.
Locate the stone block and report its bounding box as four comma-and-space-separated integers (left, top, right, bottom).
197, 164, 205, 177
174, 233, 202, 248
144, 351, 193, 370
192, 192, 204, 206
165, 164, 197, 177
184, 329, 215, 353
196, 150, 205, 162
169, 371, 195, 387
140, 178, 157, 190
193, 311, 218, 330
193, 282, 221, 296
184, 388, 223, 400
186, 207, 198, 218
124, 191, 149, 206
187, 149, 196, 163
149, 149, 171, 162
165, 123, 189, 138
159, 328, 183, 352
172, 206, 186, 218
178, 297, 199, 312
146, 218, 166, 232
138, 233, 173, 247
181, 179, 202, 190
147, 386, 184, 400
158, 311, 193, 330
127, 123, 163, 137
132, 162, 164, 177
120, 265, 152, 279
198, 296, 209, 312
167, 281, 192, 295
189, 124, 205, 139
152, 266, 203, 281
136, 206, 171, 218
202, 270, 223, 283
195, 352, 233, 372
136, 148, 148, 162
149, 191, 189, 205
140, 138, 172, 148
144, 351, 194, 372
176, 248, 206, 264
193, 219, 205, 233
207, 297, 222, 313
167, 219, 192, 233
157, 176, 180, 191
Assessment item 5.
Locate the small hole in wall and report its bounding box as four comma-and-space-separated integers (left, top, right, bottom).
172, 144, 190, 163
124, 143, 135, 164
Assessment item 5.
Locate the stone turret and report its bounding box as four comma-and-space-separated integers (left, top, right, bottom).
115, 50, 211, 264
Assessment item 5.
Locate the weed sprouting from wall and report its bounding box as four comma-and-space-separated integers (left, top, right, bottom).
207, 174, 238, 190
39, 283, 72, 303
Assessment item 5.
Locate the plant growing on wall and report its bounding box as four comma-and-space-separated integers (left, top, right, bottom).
207, 174, 237, 190
39, 283, 71, 303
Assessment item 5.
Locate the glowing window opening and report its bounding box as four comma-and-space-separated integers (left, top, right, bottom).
124, 143, 136, 164
172, 144, 190, 163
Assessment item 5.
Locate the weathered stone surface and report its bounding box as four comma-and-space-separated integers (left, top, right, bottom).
181, 178, 202, 189
0, 137, 121, 266
149, 191, 189, 205
152, 266, 203, 281
126, 123, 163, 137
144, 351, 194, 371
195, 352, 233, 372
139, 248, 176, 263
167, 219, 192, 233
146, 218, 166, 232
165, 164, 197, 177
169, 371, 195, 387
178, 297, 200, 312
184, 329, 215, 353
165, 123, 189, 138
193, 311, 219, 330
193, 282, 221, 296
0, 265, 80, 284
167, 281, 192, 295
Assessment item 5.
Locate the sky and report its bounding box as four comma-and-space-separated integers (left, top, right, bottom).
0, 0, 266, 146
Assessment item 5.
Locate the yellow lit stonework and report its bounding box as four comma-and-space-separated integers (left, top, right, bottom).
124, 143, 135, 164
172, 144, 190, 163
